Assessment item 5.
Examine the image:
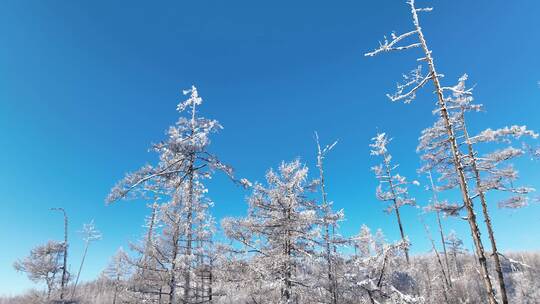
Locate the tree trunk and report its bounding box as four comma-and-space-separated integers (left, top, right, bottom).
184, 158, 195, 304
169, 201, 181, 304
408, 2, 498, 302
462, 118, 508, 304
52, 208, 69, 301
423, 220, 451, 303
316, 147, 339, 304
383, 153, 410, 264
112, 274, 120, 304
429, 172, 452, 285
71, 241, 90, 299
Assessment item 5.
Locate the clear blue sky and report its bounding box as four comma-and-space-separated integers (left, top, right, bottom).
1, 0, 539, 296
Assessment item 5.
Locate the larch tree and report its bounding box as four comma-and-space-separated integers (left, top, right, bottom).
364, 1, 501, 302
107, 85, 244, 304
102, 247, 132, 304
13, 241, 66, 300
445, 230, 466, 275
348, 225, 421, 303
128, 201, 167, 303
417, 74, 538, 303
222, 160, 321, 304
450, 75, 537, 303
314, 132, 343, 304
370, 132, 416, 264
71, 220, 102, 300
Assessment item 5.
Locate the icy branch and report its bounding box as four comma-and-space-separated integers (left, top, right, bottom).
364, 30, 419, 57
387, 66, 432, 103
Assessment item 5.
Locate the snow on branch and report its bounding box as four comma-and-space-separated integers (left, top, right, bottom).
387, 66, 432, 103
364, 30, 420, 57
470, 125, 539, 144
498, 196, 529, 209
427, 201, 463, 217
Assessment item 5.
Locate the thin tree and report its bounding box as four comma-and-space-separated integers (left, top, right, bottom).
103, 248, 132, 304
108, 86, 244, 304
71, 220, 102, 300
445, 230, 466, 274
426, 171, 452, 284
365, 1, 498, 301
370, 132, 415, 264
420, 217, 451, 303
450, 75, 537, 303
14, 241, 65, 300
314, 132, 340, 304
418, 74, 538, 303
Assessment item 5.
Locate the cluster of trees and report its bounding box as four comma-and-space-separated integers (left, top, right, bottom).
9, 1, 539, 303
12, 210, 101, 303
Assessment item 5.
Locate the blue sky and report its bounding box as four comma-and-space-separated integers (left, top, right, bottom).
1, 0, 539, 296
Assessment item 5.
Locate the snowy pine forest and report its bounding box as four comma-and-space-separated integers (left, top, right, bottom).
4, 1, 540, 304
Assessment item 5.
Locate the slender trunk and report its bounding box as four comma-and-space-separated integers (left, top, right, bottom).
435, 211, 452, 286
208, 260, 213, 303
423, 221, 451, 303
453, 249, 460, 274
184, 158, 195, 303
325, 221, 338, 304
55, 209, 69, 301
367, 289, 376, 304
408, 2, 497, 302
393, 203, 409, 264
71, 240, 90, 299
169, 201, 181, 304
428, 172, 452, 284
46, 280, 52, 300
376, 251, 389, 288
317, 147, 338, 304
112, 275, 120, 304
383, 152, 410, 264
282, 203, 292, 303
462, 114, 508, 304
183, 102, 198, 304
143, 203, 158, 270
425, 261, 432, 300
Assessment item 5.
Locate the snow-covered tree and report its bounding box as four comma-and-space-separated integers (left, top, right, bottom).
348, 226, 422, 303
102, 248, 132, 304
107, 85, 242, 304
445, 230, 466, 275
13, 241, 66, 300
370, 132, 415, 264
314, 132, 344, 304
363, 1, 532, 302
417, 74, 538, 302
222, 160, 321, 304
71, 220, 102, 300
